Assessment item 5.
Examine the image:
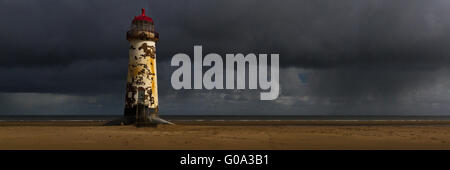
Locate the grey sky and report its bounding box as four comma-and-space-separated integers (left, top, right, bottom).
1, 0, 450, 115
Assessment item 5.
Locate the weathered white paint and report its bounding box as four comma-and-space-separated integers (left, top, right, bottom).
126, 40, 159, 109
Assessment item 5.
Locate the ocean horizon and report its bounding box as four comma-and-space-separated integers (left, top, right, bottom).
2, 115, 450, 122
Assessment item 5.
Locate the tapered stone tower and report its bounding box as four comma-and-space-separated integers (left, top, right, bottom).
123, 8, 170, 126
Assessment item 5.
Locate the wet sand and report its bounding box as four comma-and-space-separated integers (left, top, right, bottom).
1, 121, 450, 150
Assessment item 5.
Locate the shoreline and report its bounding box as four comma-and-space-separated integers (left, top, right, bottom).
2, 120, 450, 126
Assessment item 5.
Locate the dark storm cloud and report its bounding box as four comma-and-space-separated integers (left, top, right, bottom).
152, 0, 450, 69
0, 59, 128, 94
1, 0, 450, 115
0, 0, 134, 67
2, 0, 450, 69
152, 0, 450, 108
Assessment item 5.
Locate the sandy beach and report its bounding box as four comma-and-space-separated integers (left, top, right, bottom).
1, 121, 450, 150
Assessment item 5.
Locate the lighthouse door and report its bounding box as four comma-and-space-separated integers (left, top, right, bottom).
136, 89, 147, 122
137, 89, 145, 104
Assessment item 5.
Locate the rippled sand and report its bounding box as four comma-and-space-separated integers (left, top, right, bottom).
1, 121, 450, 149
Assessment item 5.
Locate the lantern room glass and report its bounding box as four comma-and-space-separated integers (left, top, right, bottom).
131, 20, 154, 32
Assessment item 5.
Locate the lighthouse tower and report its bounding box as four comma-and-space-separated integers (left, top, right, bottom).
124, 8, 170, 126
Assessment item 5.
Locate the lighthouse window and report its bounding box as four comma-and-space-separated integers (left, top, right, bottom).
140, 21, 144, 30
143, 23, 148, 31
138, 89, 145, 104
136, 21, 141, 30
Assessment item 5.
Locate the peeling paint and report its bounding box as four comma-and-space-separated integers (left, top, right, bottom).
124, 40, 159, 119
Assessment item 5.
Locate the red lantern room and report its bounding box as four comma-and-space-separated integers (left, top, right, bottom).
133, 8, 153, 23
127, 8, 159, 42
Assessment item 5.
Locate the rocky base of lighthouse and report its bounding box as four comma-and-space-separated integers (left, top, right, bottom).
104, 116, 173, 127
105, 106, 173, 127
136, 116, 174, 127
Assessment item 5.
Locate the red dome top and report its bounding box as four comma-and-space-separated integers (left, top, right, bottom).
132, 8, 153, 23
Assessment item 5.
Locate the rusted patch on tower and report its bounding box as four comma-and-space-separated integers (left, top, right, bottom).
138, 43, 156, 59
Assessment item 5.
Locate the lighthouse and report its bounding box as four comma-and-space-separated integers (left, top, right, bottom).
123, 8, 171, 126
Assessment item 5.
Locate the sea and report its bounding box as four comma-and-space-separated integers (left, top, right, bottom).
2, 115, 450, 122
